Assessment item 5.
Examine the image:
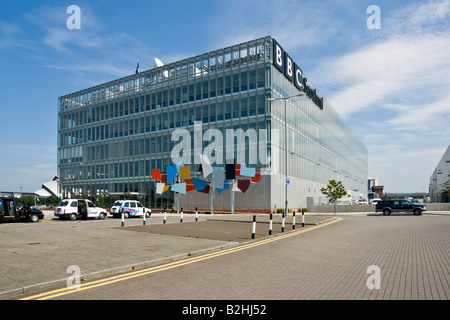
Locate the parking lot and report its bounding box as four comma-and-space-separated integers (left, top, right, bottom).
1, 209, 449, 300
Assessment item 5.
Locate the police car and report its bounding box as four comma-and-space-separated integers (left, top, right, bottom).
110, 200, 151, 218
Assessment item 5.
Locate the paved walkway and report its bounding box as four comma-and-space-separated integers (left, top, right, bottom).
0, 211, 333, 299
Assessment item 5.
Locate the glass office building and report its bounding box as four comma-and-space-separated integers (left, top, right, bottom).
57, 36, 367, 211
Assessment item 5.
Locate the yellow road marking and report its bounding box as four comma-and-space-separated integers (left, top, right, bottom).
22, 217, 342, 300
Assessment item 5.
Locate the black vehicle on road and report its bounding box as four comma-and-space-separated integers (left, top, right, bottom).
375, 199, 426, 216
0, 197, 44, 223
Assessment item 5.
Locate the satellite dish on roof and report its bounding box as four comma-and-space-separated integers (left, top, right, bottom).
154, 57, 164, 67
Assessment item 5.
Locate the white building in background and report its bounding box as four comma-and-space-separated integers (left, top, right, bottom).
429, 144, 450, 203
35, 177, 59, 198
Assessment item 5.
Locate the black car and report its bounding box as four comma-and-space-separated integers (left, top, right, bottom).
0, 197, 44, 223
375, 199, 426, 216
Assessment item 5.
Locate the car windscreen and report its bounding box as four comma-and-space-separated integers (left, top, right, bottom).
58, 200, 70, 207
112, 201, 123, 206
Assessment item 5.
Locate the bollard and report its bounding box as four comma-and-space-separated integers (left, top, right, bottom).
121, 208, 124, 227
302, 209, 305, 227
195, 207, 198, 222
163, 208, 166, 224
180, 207, 183, 223
251, 215, 256, 239
269, 213, 273, 235
292, 211, 296, 229
282, 212, 285, 232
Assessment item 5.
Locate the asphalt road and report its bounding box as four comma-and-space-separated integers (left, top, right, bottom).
15, 213, 450, 301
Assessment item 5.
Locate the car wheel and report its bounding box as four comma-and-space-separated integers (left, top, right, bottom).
98, 212, 106, 220
145, 212, 151, 218
383, 209, 391, 216
69, 213, 77, 221
124, 212, 129, 219
413, 209, 422, 215
29, 214, 39, 223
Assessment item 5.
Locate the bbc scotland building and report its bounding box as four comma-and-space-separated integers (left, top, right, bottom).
57, 36, 368, 212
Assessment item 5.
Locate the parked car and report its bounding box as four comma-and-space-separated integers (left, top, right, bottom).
54, 199, 107, 220
370, 198, 381, 204
0, 197, 44, 223
110, 200, 151, 218
358, 199, 368, 205
375, 199, 426, 216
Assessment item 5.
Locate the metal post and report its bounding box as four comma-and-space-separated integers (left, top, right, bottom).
269, 213, 273, 235
195, 207, 198, 222
121, 208, 124, 227
143, 209, 146, 226
231, 181, 235, 215
302, 209, 305, 227
210, 186, 214, 215
284, 98, 288, 224
292, 211, 296, 229
251, 215, 256, 239
282, 212, 285, 232
180, 207, 183, 223
176, 174, 180, 215
163, 208, 166, 224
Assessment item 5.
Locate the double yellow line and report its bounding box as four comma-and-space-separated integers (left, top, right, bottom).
22, 218, 342, 300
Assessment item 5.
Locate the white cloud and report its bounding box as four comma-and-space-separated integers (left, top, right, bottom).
311, 0, 450, 192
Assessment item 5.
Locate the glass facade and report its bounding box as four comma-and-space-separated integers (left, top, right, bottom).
57, 36, 367, 210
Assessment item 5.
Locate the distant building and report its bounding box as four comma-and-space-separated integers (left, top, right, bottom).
429, 144, 450, 203
35, 177, 60, 198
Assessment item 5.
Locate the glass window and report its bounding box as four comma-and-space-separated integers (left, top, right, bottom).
257, 94, 265, 115
189, 84, 194, 102
203, 105, 208, 124
225, 75, 231, 95
249, 96, 256, 116
257, 67, 265, 88
217, 77, 223, 97
241, 97, 248, 118
249, 69, 256, 90
233, 74, 239, 93
203, 80, 208, 99
210, 104, 216, 122
241, 71, 248, 92
224, 53, 231, 69
217, 102, 223, 121
225, 100, 231, 120
179, 109, 186, 127
175, 87, 181, 105
196, 82, 201, 101
233, 99, 239, 119
209, 79, 216, 98
240, 48, 248, 65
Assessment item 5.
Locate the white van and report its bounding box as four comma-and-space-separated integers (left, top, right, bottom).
54, 199, 108, 221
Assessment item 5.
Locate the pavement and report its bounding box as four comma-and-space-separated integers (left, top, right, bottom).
0, 210, 337, 299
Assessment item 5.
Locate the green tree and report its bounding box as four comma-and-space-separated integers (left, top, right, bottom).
320, 180, 348, 214
20, 195, 36, 206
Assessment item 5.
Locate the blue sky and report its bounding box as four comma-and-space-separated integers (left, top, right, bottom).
0, 0, 449, 194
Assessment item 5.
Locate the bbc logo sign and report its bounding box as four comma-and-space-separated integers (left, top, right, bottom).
273, 39, 304, 92
272, 38, 323, 110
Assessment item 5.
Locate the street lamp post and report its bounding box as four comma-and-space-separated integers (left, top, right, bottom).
268, 93, 305, 217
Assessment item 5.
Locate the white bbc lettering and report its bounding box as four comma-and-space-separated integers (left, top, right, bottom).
272, 38, 323, 110
294, 64, 303, 90
276, 46, 283, 69
284, 54, 294, 82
